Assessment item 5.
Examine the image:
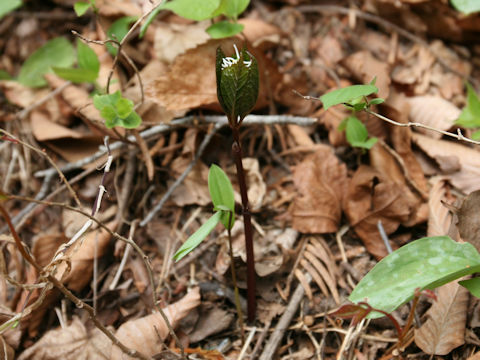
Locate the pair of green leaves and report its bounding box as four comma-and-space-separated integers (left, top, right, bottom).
140, 0, 250, 39
349, 236, 480, 318
52, 39, 100, 84
173, 164, 235, 261
320, 82, 382, 149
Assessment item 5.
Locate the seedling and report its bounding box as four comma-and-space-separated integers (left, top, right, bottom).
53, 39, 100, 84
140, 0, 250, 39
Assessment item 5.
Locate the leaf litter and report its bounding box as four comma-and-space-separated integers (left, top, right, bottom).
1, 0, 480, 359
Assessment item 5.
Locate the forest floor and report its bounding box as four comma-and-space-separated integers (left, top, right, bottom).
1, 0, 480, 359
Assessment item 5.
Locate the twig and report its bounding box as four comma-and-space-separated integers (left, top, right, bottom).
140, 122, 222, 227
366, 109, 480, 146
110, 221, 137, 290
259, 274, 312, 360
238, 326, 257, 360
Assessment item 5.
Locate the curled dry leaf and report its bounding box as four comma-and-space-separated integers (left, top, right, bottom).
111, 287, 201, 359
407, 96, 461, 139
456, 190, 480, 252
412, 133, 480, 193
290, 145, 347, 233
343, 165, 412, 259
428, 177, 453, 237
18, 317, 112, 360
415, 281, 468, 355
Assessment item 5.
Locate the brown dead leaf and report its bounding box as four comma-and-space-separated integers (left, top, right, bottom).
235, 158, 266, 211
343, 165, 412, 259
0, 80, 48, 108
30, 111, 86, 141
188, 306, 234, 343
17, 316, 112, 360
468, 352, 480, 360
0, 335, 15, 360
170, 158, 210, 207
290, 145, 347, 233
407, 96, 461, 139
428, 178, 453, 237
111, 287, 201, 359
456, 190, 480, 252
412, 133, 480, 193
341, 50, 390, 99
414, 281, 468, 355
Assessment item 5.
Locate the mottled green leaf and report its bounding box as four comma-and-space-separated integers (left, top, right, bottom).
206, 21, 244, 39
320, 84, 378, 110
208, 164, 235, 229
18, 38, 75, 87
349, 236, 480, 318
173, 211, 222, 261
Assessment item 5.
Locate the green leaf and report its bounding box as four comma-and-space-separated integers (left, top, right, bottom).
213, 0, 250, 19
451, 0, 480, 14
52, 67, 98, 83
216, 45, 259, 122
0, 70, 12, 80
472, 130, 480, 140
173, 211, 222, 261
349, 236, 480, 318
18, 37, 75, 87
208, 164, 235, 229
459, 277, 480, 298
369, 98, 385, 105
353, 137, 378, 150
345, 116, 368, 144
206, 21, 244, 39
93, 91, 142, 129
320, 84, 378, 110
77, 39, 99, 74
0, 0, 21, 19
74, 1, 91, 16
139, 2, 165, 39
106, 16, 138, 56
455, 83, 480, 128
161, 0, 220, 21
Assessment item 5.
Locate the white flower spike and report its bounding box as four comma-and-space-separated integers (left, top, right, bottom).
221, 44, 253, 69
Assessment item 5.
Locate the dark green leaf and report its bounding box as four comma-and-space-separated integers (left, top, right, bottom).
77, 39, 99, 74
0, 0, 21, 19
451, 0, 480, 14
18, 37, 75, 87
349, 236, 480, 318
459, 277, 480, 298
455, 83, 480, 128
74, 1, 91, 16
206, 21, 244, 39
52, 67, 98, 83
216, 45, 259, 123
320, 84, 378, 110
208, 164, 235, 229
161, 0, 220, 21
0, 70, 12, 80
106, 16, 138, 56
173, 211, 222, 261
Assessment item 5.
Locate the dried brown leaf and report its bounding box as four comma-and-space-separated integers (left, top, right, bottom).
407, 96, 460, 139
343, 165, 411, 259
414, 281, 468, 355
0, 335, 15, 360
456, 190, 480, 252
291, 145, 347, 233
428, 178, 453, 237
111, 287, 201, 359
188, 306, 234, 343
17, 317, 112, 360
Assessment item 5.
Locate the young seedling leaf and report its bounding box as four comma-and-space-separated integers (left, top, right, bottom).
106, 16, 138, 55
455, 83, 480, 128
212, 0, 250, 19
173, 211, 222, 261
349, 236, 480, 318
451, 0, 480, 14
51, 67, 98, 83
160, 0, 221, 21
216, 46, 259, 122
74, 1, 91, 16
77, 39, 99, 74
320, 84, 378, 110
345, 116, 367, 143
0, 0, 21, 19
459, 277, 480, 298
206, 21, 244, 39
369, 98, 385, 105
93, 91, 141, 129
18, 37, 75, 87
208, 164, 235, 229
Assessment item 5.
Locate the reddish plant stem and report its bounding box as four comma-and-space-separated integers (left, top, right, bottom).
231, 126, 256, 323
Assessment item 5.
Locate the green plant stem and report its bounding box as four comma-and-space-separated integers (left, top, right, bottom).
227, 211, 245, 342
231, 126, 256, 323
